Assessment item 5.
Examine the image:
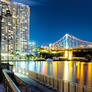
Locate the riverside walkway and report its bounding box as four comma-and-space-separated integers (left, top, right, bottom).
0, 84, 4, 92
15, 73, 57, 92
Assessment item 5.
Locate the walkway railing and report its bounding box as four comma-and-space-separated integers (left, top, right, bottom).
2, 69, 21, 92
14, 74, 31, 92
2, 69, 31, 92
25, 70, 92, 92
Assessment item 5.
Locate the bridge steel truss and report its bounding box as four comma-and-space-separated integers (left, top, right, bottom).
53, 34, 92, 49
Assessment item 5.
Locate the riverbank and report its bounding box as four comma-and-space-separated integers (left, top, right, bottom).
1, 56, 92, 62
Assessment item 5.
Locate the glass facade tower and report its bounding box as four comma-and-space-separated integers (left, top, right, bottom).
0, 0, 30, 59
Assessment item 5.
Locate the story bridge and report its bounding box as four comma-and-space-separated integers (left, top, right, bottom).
51, 34, 92, 50
50, 34, 92, 60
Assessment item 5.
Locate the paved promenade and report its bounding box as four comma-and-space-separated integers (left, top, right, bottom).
0, 84, 4, 92
15, 73, 58, 92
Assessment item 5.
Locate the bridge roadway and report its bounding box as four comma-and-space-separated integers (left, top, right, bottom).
51, 47, 92, 51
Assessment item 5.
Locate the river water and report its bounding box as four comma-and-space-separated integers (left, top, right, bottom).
12, 61, 92, 87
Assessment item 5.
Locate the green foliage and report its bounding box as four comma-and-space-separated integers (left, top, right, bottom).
40, 52, 63, 59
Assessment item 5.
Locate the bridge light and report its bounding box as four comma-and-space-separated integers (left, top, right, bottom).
69, 51, 73, 60
65, 51, 68, 58
66, 34, 68, 49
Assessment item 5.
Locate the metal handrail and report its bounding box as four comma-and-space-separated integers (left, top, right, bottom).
27, 69, 92, 92
2, 69, 21, 92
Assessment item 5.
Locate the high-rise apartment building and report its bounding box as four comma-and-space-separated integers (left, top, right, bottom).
0, 0, 30, 59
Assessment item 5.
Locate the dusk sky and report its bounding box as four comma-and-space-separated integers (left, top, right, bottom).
12, 0, 92, 45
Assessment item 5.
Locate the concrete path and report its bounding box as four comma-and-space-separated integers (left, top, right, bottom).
0, 84, 4, 92
15, 73, 58, 92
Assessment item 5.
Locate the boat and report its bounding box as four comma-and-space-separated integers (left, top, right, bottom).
46, 58, 53, 62
53, 57, 59, 61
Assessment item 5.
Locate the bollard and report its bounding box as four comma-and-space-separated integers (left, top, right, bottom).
33, 72, 35, 79
38, 73, 40, 81
43, 75, 45, 83
47, 77, 50, 86
64, 80, 69, 92
43, 75, 46, 84
70, 82, 76, 92
30, 71, 32, 78
28, 71, 30, 77
45, 76, 48, 86
37, 73, 39, 82
84, 86, 92, 92
59, 80, 64, 92
35, 73, 37, 81
50, 77, 54, 88
44, 75, 47, 85
53, 78, 58, 90
49, 77, 53, 88
38, 74, 41, 83
31, 71, 33, 78
57, 79, 60, 90
40, 74, 43, 83
76, 84, 84, 92
33, 72, 36, 79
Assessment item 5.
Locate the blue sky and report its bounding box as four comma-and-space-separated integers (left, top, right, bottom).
12, 0, 92, 45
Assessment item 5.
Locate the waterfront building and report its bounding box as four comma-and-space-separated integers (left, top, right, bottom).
0, 0, 30, 59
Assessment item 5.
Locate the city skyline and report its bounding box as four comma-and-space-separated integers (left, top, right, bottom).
0, 1, 92, 92
12, 0, 92, 45
0, 0, 30, 60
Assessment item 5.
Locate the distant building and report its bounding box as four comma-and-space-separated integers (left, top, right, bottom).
28, 41, 39, 53
79, 45, 84, 48
0, 0, 30, 57
88, 44, 92, 48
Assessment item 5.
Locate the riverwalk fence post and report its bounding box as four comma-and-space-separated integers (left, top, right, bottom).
70, 82, 76, 92
13, 68, 92, 92
76, 84, 84, 92
63, 80, 68, 92
58, 79, 63, 92
84, 86, 92, 92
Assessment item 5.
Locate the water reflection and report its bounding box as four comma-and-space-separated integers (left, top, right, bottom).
87, 63, 92, 87
63, 61, 69, 80
13, 61, 92, 87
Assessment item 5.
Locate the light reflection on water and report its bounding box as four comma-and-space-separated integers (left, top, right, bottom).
13, 61, 92, 87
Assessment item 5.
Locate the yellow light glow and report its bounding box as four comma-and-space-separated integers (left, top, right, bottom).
87, 63, 92, 86
64, 61, 69, 80
19, 69, 21, 73
69, 51, 73, 60
26, 72, 29, 75
76, 62, 80, 79
1, 53, 13, 56
65, 51, 68, 58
